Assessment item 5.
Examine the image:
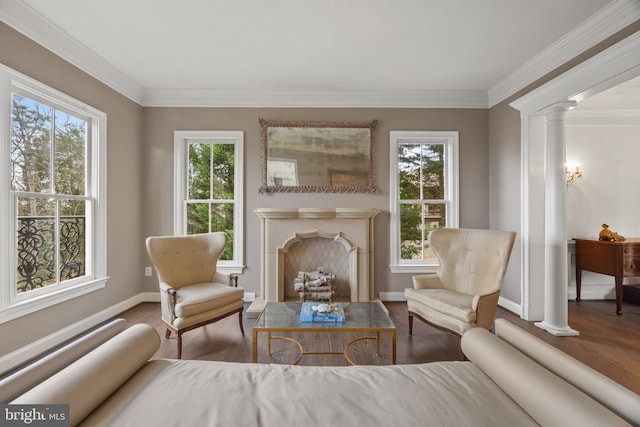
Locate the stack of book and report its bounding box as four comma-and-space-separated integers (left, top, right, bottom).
300, 302, 345, 322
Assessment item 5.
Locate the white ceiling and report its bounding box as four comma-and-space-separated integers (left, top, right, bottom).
3, 0, 638, 107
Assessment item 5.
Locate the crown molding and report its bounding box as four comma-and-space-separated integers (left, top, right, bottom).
3, 0, 633, 109
142, 88, 488, 108
510, 31, 640, 115
0, 0, 145, 104
488, 0, 640, 108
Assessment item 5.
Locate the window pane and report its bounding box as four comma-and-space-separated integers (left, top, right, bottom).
212, 144, 234, 200
398, 144, 420, 200
186, 202, 209, 234
423, 203, 446, 261
400, 202, 446, 261
16, 197, 56, 293
11, 95, 52, 193
421, 144, 444, 199
55, 110, 86, 195
188, 143, 211, 199
211, 203, 234, 260
399, 203, 422, 261
59, 199, 87, 283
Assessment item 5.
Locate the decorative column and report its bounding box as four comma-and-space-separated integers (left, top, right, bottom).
535, 102, 579, 336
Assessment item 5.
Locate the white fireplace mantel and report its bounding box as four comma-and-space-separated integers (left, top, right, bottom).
247, 207, 380, 318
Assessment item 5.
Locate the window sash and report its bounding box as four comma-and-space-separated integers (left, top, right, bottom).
174, 131, 244, 274
389, 131, 459, 273
0, 64, 107, 323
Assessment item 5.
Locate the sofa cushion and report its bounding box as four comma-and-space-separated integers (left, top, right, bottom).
175, 282, 244, 318
80, 359, 538, 427
405, 287, 476, 322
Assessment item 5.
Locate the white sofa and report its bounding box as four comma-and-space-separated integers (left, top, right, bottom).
2, 318, 639, 427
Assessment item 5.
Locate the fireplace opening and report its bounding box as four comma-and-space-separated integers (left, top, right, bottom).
283, 236, 351, 301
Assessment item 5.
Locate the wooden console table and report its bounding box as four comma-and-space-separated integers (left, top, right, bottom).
574, 238, 640, 315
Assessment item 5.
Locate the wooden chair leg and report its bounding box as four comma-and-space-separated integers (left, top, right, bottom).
408, 313, 414, 336
238, 312, 245, 336
165, 328, 172, 338
177, 332, 183, 359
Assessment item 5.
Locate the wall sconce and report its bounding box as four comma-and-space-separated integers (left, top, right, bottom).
565, 164, 582, 186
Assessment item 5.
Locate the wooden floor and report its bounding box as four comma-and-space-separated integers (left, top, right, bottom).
117, 299, 640, 394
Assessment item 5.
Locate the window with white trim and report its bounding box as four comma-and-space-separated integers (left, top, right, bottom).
0, 65, 108, 323
389, 131, 459, 273
174, 131, 244, 274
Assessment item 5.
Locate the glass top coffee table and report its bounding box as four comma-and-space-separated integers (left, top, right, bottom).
252, 302, 396, 365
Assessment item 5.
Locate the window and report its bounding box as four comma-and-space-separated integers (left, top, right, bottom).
389, 131, 459, 273
0, 65, 107, 323
174, 131, 244, 274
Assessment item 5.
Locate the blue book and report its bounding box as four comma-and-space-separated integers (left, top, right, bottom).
300, 302, 345, 322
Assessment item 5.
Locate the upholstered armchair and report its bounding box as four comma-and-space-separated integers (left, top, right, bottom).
405, 228, 516, 336
146, 232, 245, 358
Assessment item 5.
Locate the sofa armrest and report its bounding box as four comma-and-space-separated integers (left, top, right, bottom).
12, 324, 160, 427
461, 327, 631, 427
412, 274, 444, 290
494, 318, 640, 426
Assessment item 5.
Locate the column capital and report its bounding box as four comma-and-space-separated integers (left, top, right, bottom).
540, 100, 577, 116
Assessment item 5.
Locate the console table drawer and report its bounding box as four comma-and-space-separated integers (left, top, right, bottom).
623, 245, 640, 256
624, 258, 640, 275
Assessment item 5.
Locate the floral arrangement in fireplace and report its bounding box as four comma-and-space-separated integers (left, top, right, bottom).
294, 269, 335, 301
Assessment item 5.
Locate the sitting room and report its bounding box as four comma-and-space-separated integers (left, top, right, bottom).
1, 1, 640, 425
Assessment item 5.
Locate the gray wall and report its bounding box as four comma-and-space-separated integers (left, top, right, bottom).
0, 23, 145, 355
142, 107, 490, 297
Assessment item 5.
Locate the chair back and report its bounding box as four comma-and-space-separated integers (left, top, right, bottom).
146, 232, 227, 289
430, 228, 516, 296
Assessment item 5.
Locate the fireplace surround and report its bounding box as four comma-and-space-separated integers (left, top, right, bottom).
247, 208, 380, 317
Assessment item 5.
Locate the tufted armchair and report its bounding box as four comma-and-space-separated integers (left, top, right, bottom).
405, 228, 516, 336
146, 232, 244, 358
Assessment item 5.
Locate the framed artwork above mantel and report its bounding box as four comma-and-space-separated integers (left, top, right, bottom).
258, 119, 380, 194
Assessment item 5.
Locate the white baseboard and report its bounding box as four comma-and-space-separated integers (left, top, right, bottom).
0, 291, 159, 374
498, 296, 522, 316
379, 291, 406, 301
243, 292, 256, 302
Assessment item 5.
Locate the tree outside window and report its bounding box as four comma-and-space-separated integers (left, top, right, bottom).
11, 94, 88, 293
186, 142, 235, 260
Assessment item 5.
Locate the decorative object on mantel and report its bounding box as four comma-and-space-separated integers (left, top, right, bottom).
300, 302, 345, 322
294, 270, 335, 301
258, 118, 380, 194
599, 223, 625, 241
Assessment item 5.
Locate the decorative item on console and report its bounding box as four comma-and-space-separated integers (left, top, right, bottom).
294, 269, 336, 301
598, 223, 625, 241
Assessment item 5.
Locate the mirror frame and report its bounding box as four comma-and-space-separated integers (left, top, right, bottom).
259, 118, 379, 194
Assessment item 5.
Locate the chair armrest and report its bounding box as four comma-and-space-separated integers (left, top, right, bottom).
471, 290, 501, 330
159, 282, 178, 322
213, 271, 238, 287
412, 274, 444, 290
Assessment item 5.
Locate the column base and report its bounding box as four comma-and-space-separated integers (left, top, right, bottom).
534, 321, 579, 336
